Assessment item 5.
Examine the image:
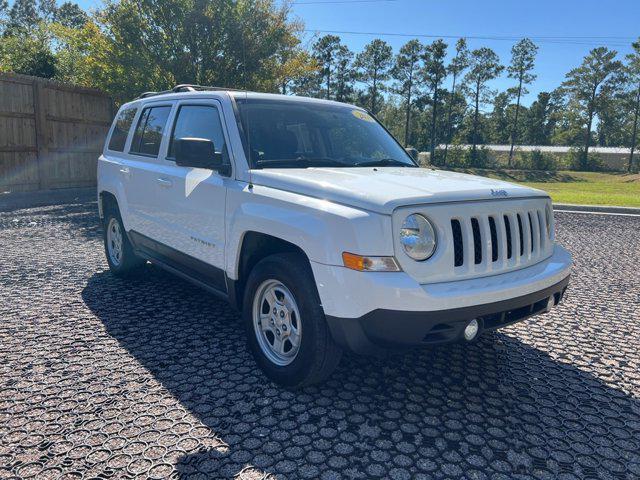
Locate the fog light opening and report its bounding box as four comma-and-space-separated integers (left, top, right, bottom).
463, 319, 479, 341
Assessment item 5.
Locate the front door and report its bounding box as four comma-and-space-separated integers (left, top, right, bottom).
152, 99, 230, 292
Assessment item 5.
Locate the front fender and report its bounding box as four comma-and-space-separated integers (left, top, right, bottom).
225, 184, 394, 279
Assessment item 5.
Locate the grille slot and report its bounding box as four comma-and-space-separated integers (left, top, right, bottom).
528, 212, 535, 253
451, 219, 464, 267
517, 214, 524, 256
471, 218, 482, 264
504, 215, 512, 259
537, 210, 546, 246
488, 216, 498, 262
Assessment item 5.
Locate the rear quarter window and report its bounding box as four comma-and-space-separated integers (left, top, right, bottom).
107, 106, 137, 152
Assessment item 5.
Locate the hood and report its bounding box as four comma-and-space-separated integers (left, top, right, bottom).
249, 167, 548, 214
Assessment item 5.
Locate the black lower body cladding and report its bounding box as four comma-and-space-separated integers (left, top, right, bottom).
326, 276, 570, 354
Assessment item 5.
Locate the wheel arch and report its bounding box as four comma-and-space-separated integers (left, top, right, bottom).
99, 190, 118, 218
229, 231, 311, 311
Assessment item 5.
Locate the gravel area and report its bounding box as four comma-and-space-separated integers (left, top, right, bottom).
1, 202, 639, 479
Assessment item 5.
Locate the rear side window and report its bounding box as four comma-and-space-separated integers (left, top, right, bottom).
130, 105, 172, 156
107, 107, 137, 152
168, 105, 226, 158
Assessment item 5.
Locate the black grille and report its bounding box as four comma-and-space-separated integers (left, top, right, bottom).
503, 215, 512, 259
488, 216, 498, 262
528, 212, 535, 252
447, 208, 545, 269
517, 214, 524, 256
471, 218, 482, 264
451, 219, 464, 267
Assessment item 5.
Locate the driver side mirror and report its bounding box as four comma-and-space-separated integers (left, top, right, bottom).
174, 137, 230, 176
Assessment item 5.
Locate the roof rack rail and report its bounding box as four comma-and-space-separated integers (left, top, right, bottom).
138, 91, 160, 99
135, 84, 245, 100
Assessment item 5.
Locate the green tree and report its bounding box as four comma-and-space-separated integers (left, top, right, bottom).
507, 38, 538, 165
55, 2, 89, 29
97, 0, 305, 101
522, 91, 556, 145
464, 47, 503, 164
0, 24, 56, 77
561, 47, 622, 169
0, 0, 8, 33
5, 0, 38, 34
312, 34, 343, 99
37, 0, 56, 21
391, 39, 424, 146
353, 39, 392, 114
596, 78, 627, 147
50, 20, 115, 88
625, 39, 640, 171
422, 39, 448, 160
442, 38, 469, 165
333, 44, 354, 102
488, 91, 514, 144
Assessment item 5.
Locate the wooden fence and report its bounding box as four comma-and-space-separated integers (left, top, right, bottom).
0, 73, 114, 192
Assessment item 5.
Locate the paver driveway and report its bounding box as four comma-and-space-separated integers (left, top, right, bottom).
1, 201, 639, 479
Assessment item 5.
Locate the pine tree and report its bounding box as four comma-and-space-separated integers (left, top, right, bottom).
625, 40, 640, 171
507, 38, 538, 165
391, 39, 424, 146
353, 39, 392, 114
442, 39, 469, 165
561, 47, 622, 169
464, 47, 503, 164
422, 39, 448, 161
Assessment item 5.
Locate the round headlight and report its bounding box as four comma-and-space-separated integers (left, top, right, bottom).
400, 214, 437, 261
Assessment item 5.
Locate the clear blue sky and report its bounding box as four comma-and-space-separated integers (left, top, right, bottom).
74, 0, 640, 106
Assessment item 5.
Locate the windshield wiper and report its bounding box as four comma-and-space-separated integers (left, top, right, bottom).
354, 158, 415, 168
254, 157, 350, 169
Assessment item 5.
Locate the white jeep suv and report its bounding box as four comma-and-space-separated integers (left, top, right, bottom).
97, 85, 572, 388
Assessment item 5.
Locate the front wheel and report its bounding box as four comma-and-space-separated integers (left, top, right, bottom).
243, 253, 342, 388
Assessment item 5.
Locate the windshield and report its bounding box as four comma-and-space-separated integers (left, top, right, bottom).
235, 98, 417, 169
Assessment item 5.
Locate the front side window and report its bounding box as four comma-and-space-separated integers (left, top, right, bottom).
107, 106, 137, 152
168, 105, 226, 158
130, 105, 172, 156
235, 98, 416, 169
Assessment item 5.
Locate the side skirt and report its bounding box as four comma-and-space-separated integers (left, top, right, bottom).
128, 230, 230, 302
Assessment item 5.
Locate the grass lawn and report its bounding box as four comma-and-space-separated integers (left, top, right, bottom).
453, 169, 640, 208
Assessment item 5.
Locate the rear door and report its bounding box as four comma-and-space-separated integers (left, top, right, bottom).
124, 102, 174, 238
151, 99, 231, 291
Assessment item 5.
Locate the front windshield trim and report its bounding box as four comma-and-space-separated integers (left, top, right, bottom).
234, 97, 419, 170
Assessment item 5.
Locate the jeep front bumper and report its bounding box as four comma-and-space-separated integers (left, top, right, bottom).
311, 245, 572, 354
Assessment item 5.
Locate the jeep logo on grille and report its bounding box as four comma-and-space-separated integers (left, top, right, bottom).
491, 189, 508, 197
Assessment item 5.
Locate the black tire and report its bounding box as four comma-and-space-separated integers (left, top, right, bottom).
242, 252, 342, 388
102, 203, 145, 277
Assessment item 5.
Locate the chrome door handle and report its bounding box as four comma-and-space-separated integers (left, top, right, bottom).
119, 167, 131, 178
157, 177, 173, 188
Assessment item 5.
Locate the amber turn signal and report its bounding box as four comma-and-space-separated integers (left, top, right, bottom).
342, 252, 401, 272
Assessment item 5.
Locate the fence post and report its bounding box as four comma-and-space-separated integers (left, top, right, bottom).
32, 79, 49, 190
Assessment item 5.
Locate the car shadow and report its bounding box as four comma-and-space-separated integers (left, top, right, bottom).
81, 268, 639, 479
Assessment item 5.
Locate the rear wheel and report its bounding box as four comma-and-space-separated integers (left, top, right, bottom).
103, 206, 145, 276
243, 252, 342, 388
